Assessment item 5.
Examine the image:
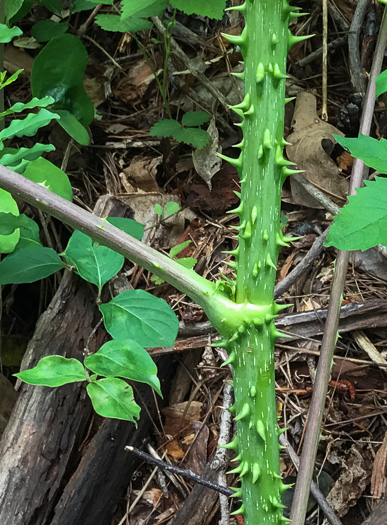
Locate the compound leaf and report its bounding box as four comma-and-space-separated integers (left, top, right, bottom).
87, 377, 141, 423
15, 356, 87, 386
99, 289, 178, 348
84, 339, 161, 395
325, 177, 387, 251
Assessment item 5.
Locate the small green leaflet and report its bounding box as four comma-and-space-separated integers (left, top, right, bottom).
0, 109, 60, 141
15, 216, 42, 251
56, 110, 90, 146
84, 339, 161, 395
86, 377, 141, 423
0, 189, 20, 254
23, 157, 73, 201
99, 289, 179, 348
376, 69, 387, 98
150, 119, 210, 149
334, 134, 387, 174
170, 0, 226, 19
170, 240, 191, 259
14, 356, 87, 387
106, 216, 144, 240
0, 96, 55, 119
165, 201, 179, 215
63, 230, 124, 290
5, 0, 24, 22
95, 14, 152, 32
182, 111, 211, 127
0, 23, 22, 44
0, 144, 56, 173
121, 0, 158, 19
0, 69, 23, 90
0, 213, 34, 235
325, 177, 387, 251
0, 247, 64, 284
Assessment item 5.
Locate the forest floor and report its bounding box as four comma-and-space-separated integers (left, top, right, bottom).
1, 1, 387, 525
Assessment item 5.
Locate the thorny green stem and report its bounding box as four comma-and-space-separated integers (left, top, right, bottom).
211, 1, 309, 522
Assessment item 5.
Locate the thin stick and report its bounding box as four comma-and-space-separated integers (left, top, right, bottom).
290, 7, 387, 525
124, 446, 235, 497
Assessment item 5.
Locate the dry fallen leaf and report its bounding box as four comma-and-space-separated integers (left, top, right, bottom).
286, 91, 348, 208
192, 118, 222, 189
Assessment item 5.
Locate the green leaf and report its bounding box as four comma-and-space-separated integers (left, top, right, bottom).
170, 240, 191, 259
164, 201, 179, 215
150, 119, 182, 139
0, 96, 55, 119
121, 0, 158, 19
0, 213, 32, 235
335, 134, 387, 174
170, 0, 226, 19
176, 257, 197, 269
0, 23, 22, 44
325, 177, 387, 251
150, 119, 210, 148
56, 109, 90, 145
0, 189, 20, 254
14, 356, 87, 387
15, 216, 42, 251
182, 111, 211, 127
70, 0, 96, 13
31, 20, 68, 42
22, 157, 72, 201
31, 34, 94, 127
84, 339, 161, 395
0, 109, 60, 141
0, 69, 23, 89
134, 2, 168, 17
0, 247, 64, 284
5, 0, 24, 22
9, 1, 32, 25
42, 0, 64, 13
176, 127, 211, 149
95, 14, 152, 32
106, 216, 144, 241
99, 289, 179, 347
63, 230, 124, 289
0, 144, 56, 172
376, 69, 387, 98
86, 377, 141, 423
154, 203, 163, 215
